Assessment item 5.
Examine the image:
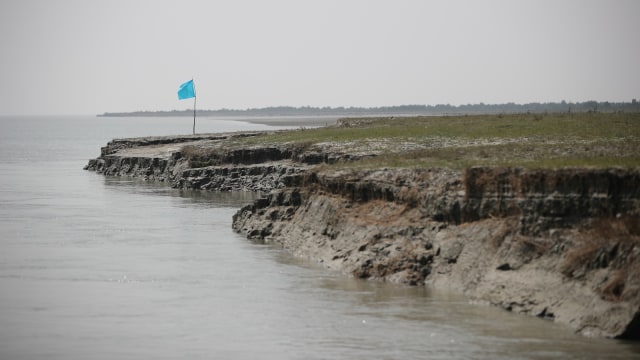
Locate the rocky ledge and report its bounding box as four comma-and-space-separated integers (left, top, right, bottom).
86, 130, 640, 340
84, 131, 309, 192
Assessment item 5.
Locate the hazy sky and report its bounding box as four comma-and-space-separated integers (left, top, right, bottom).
0, 0, 638, 115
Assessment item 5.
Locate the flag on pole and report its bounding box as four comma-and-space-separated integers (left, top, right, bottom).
178, 78, 197, 134
177, 79, 196, 100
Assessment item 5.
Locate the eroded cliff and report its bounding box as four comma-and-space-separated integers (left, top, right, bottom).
231, 167, 640, 339
85, 114, 640, 339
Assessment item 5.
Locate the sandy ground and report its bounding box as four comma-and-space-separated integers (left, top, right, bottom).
229, 115, 341, 127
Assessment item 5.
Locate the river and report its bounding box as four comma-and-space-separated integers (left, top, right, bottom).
0, 115, 638, 359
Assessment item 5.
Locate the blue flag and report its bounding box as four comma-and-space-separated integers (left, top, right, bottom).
177, 79, 195, 100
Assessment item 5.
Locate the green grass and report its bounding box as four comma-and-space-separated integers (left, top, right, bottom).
220, 112, 640, 170
241, 112, 638, 142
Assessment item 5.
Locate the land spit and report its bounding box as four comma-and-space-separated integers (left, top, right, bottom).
85, 114, 640, 339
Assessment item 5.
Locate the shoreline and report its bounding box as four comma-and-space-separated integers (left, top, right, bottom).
230, 115, 341, 127
84, 113, 640, 340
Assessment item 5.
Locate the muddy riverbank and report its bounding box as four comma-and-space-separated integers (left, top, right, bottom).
85, 114, 640, 339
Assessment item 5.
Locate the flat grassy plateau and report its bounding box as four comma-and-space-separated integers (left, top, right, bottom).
224, 112, 640, 170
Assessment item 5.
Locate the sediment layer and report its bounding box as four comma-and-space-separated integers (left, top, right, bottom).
85, 130, 640, 340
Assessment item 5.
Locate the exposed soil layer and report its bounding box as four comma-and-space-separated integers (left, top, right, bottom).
85, 123, 640, 339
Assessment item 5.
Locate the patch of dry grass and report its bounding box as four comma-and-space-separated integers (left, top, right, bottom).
181, 145, 224, 168
562, 216, 640, 281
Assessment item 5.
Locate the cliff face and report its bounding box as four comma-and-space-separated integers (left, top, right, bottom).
84, 132, 310, 192
85, 133, 640, 339
232, 167, 640, 339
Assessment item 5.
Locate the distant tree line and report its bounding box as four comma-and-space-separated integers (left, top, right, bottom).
98, 100, 640, 117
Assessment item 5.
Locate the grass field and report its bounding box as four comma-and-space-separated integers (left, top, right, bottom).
227, 112, 640, 169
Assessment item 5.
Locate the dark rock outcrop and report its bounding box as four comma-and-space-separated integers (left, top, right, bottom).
178, 164, 306, 192
84, 131, 367, 192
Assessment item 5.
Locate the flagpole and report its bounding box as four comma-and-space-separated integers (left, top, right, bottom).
192, 78, 197, 135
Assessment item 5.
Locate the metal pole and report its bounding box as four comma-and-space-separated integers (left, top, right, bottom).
193, 96, 196, 135
192, 78, 196, 135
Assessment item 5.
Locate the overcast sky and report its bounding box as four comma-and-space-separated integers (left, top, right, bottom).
0, 0, 638, 115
